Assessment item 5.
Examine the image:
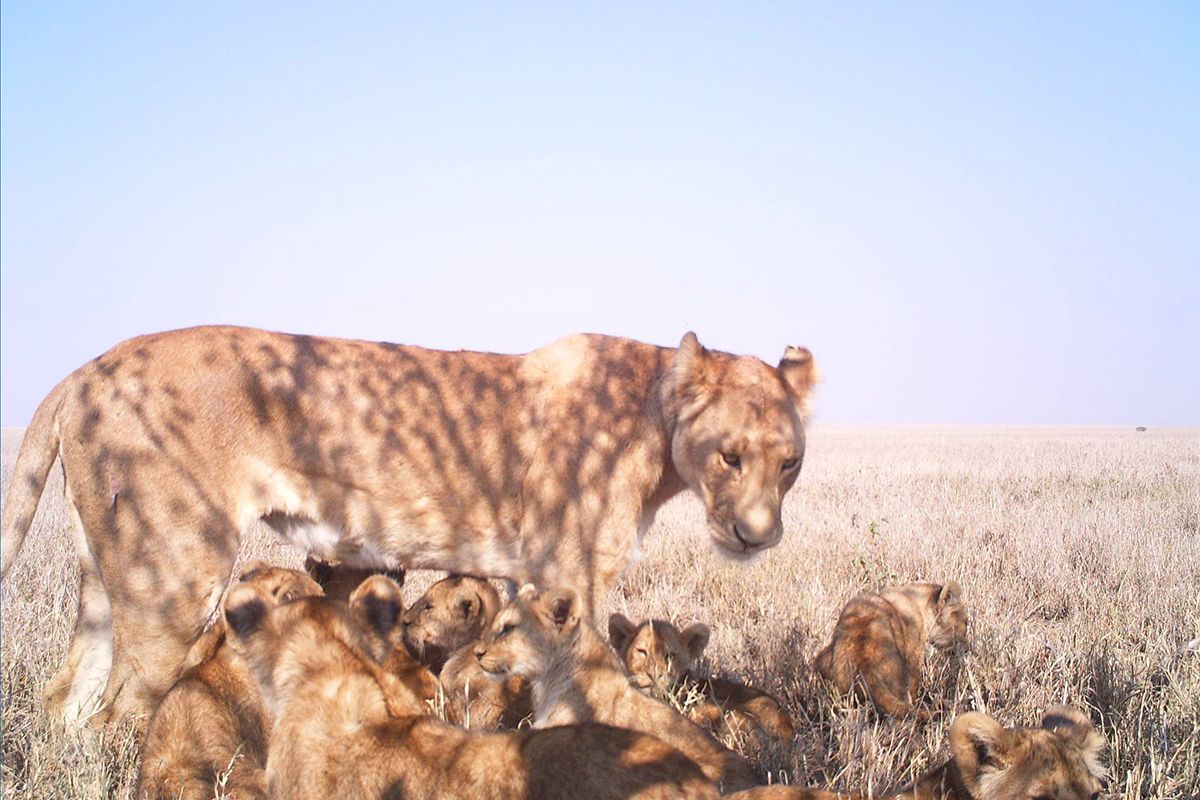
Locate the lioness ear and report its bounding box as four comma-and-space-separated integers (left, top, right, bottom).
350, 575, 405, 638
669, 332, 716, 418
608, 613, 636, 651
1043, 706, 1107, 779
950, 711, 1010, 795
777, 345, 818, 410
541, 588, 581, 633
936, 581, 963, 610
225, 582, 271, 639
681, 623, 711, 661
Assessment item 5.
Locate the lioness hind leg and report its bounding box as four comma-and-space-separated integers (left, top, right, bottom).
81, 493, 240, 727
43, 502, 113, 727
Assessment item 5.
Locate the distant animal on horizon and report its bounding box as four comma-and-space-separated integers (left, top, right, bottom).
815, 581, 966, 719
0, 326, 817, 727
608, 614, 794, 741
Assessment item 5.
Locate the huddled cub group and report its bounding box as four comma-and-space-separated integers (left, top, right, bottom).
138, 564, 1105, 800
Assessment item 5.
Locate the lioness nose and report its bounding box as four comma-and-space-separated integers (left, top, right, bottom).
735, 505, 780, 546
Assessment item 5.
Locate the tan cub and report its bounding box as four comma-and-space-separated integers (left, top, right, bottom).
609, 614, 795, 741
224, 575, 721, 800
439, 646, 533, 729
303, 555, 406, 602
475, 585, 759, 792
727, 706, 1106, 800
815, 581, 966, 718
402, 575, 501, 674
136, 564, 323, 800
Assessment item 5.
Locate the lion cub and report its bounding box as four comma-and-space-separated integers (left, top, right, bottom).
815, 581, 966, 718
609, 614, 794, 741
401, 575, 501, 673
137, 564, 323, 800
225, 575, 721, 800
728, 706, 1106, 800
303, 555, 406, 602
475, 585, 759, 792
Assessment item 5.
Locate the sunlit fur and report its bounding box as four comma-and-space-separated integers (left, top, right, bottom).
815, 581, 967, 718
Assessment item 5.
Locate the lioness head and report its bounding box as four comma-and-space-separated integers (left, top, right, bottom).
401, 575, 500, 674
667, 332, 817, 556
608, 614, 709, 692
950, 706, 1105, 800
473, 584, 581, 679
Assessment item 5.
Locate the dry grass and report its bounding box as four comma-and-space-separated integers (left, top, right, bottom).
2, 425, 1198, 798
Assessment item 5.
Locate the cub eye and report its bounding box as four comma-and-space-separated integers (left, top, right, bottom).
498, 623, 515, 637
721, 452, 741, 469
781, 457, 799, 471
423, 603, 433, 611
634, 648, 648, 657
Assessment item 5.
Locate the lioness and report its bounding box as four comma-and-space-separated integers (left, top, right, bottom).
1, 327, 816, 725
136, 564, 323, 800
475, 584, 759, 792
224, 574, 721, 800
402, 575, 501, 673
727, 706, 1106, 800
815, 581, 966, 718
609, 614, 794, 741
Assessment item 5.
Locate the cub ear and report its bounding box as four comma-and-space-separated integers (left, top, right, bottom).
238, 558, 273, 581
949, 711, 1011, 796
517, 583, 539, 602
459, 593, 482, 621
1042, 706, 1107, 779
303, 556, 335, 588
350, 575, 406, 638
777, 345, 818, 407
936, 580, 963, 610
681, 623, 711, 661
608, 613, 637, 651
225, 582, 271, 639
540, 587, 581, 634
668, 332, 716, 419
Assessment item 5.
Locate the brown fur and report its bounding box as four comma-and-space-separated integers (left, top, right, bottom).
815, 582, 967, 718
402, 575, 501, 674
439, 645, 533, 729
727, 707, 1105, 800
476, 585, 759, 792
0, 327, 816, 724
609, 614, 795, 741
224, 578, 721, 800
136, 565, 323, 800
303, 555, 406, 602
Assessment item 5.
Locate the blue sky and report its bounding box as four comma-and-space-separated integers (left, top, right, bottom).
2, 3, 1197, 425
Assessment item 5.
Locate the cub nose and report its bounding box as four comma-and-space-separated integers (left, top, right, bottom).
474, 645, 486, 662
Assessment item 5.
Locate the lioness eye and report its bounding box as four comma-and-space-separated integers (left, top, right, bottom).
721, 452, 741, 469
781, 457, 799, 471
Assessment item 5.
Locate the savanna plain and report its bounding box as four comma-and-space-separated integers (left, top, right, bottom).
1, 425, 1197, 799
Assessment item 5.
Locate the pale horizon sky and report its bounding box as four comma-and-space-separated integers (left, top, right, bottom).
3, 3, 1197, 426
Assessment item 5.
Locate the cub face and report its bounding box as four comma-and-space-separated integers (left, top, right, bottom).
667, 333, 817, 557
400, 576, 500, 673
474, 585, 581, 679
927, 581, 968, 650
951, 706, 1105, 800
607, 614, 709, 691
